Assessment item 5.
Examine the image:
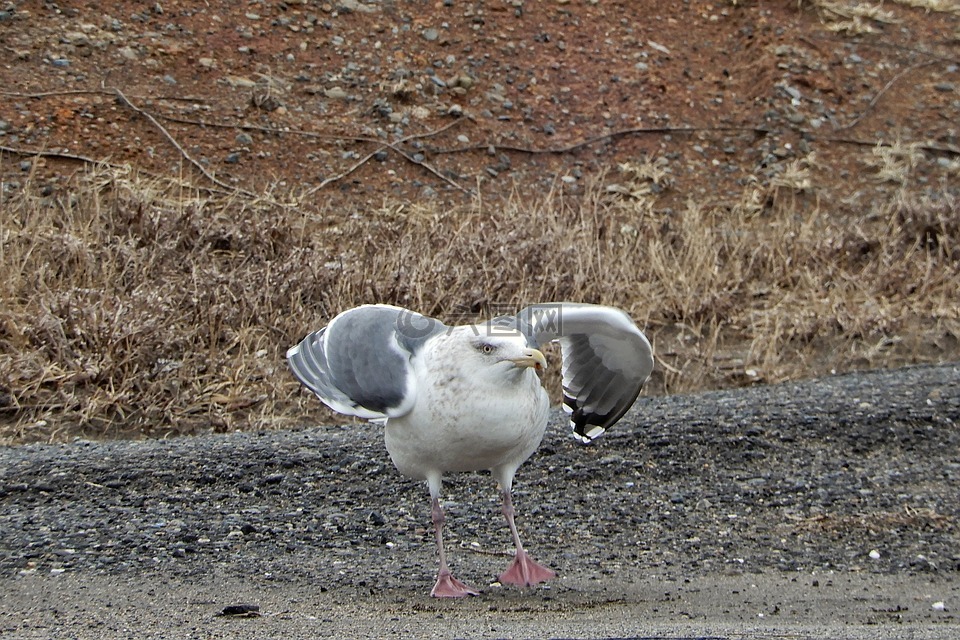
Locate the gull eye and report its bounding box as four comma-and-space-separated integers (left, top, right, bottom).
479, 343, 495, 354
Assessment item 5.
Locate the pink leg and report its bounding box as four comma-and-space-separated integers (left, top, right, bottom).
498, 489, 556, 587
429, 496, 479, 598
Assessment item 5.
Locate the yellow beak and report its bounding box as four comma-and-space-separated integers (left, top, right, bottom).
509, 348, 547, 372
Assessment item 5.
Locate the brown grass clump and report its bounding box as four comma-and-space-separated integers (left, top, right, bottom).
1, 165, 322, 440
1, 155, 959, 443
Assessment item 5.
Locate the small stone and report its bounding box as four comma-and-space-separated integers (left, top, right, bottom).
217, 604, 260, 618
224, 153, 240, 164
198, 57, 215, 69
780, 84, 802, 101
422, 28, 439, 42
447, 104, 463, 117
324, 86, 348, 99
648, 40, 670, 55
785, 111, 805, 125
63, 32, 90, 46
337, 0, 377, 13
235, 132, 253, 145
933, 82, 955, 93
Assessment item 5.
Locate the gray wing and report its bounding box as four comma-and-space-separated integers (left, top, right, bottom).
493, 303, 654, 443
286, 304, 446, 420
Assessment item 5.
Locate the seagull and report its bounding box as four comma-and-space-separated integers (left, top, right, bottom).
287, 303, 653, 597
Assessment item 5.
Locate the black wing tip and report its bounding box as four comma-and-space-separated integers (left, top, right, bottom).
565, 383, 645, 444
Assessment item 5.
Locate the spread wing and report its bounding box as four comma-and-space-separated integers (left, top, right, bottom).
493, 303, 654, 443
286, 304, 446, 420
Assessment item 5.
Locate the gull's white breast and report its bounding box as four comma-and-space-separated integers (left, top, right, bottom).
383, 332, 550, 479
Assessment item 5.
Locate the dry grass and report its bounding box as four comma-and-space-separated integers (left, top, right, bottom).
2, 150, 959, 443
890, 0, 960, 15
804, 0, 960, 34
806, 0, 900, 33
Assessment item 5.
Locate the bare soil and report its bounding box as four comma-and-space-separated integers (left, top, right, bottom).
1, 0, 957, 208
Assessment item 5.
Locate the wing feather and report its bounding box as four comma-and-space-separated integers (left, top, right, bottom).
287, 304, 445, 420
506, 303, 654, 443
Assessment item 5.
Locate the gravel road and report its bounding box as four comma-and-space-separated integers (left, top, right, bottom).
2, 364, 959, 639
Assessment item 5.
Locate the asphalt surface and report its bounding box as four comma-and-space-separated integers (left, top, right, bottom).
2, 363, 959, 638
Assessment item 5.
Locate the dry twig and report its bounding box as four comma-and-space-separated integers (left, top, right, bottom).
111, 88, 258, 198
834, 60, 938, 131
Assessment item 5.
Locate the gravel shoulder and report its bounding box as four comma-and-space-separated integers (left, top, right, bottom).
2, 364, 960, 638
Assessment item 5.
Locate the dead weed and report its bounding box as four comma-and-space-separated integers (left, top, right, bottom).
1, 155, 958, 442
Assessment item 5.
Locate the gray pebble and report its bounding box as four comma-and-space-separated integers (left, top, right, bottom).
235, 132, 253, 145
785, 111, 805, 125
422, 28, 439, 42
